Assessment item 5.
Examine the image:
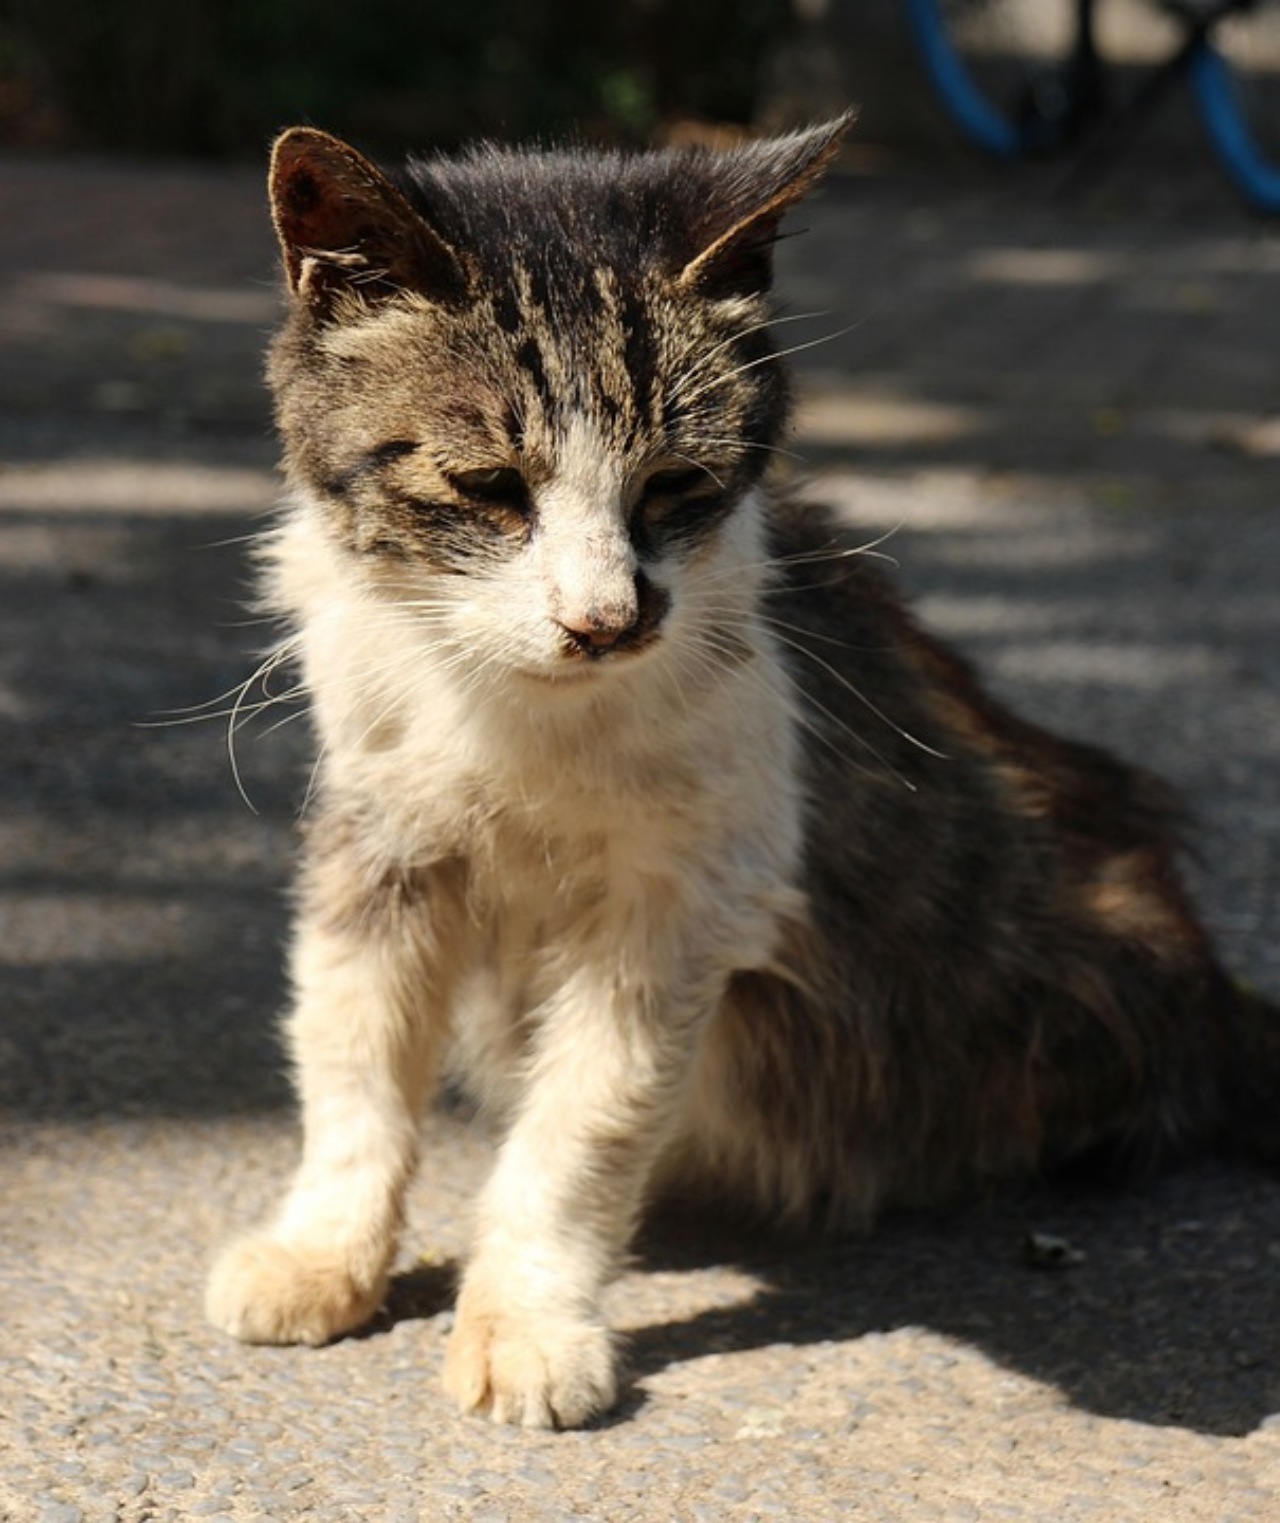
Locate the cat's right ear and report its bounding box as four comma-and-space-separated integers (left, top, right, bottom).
269, 127, 469, 317
676, 115, 853, 299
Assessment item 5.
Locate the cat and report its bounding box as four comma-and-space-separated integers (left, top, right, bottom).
205, 117, 1278, 1429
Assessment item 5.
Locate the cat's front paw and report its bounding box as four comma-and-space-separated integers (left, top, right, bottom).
443, 1286, 618, 1429
205, 1233, 385, 1347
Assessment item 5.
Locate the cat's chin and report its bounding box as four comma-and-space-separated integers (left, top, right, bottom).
516, 660, 629, 690
513, 644, 659, 689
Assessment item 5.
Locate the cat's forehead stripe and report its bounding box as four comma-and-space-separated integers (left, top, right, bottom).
514, 334, 550, 410
485, 256, 654, 449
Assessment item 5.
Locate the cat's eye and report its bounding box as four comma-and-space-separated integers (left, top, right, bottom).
643, 466, 712, 500
450, 466, 528, 508
633, 462, 734, 553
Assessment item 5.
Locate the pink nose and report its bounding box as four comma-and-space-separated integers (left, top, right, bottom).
555, 610, 633, 654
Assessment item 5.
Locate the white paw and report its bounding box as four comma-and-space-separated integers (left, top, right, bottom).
205, 1232, 385, 1347
442, 1286, 618, 1428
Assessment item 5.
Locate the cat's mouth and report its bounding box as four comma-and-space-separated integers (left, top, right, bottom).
512, 622, 665, 687
556, 622, 664, 663
530, 640, 659, 685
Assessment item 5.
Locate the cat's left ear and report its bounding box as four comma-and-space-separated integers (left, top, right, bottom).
677, 114, 854, 298
269, 126, 470, 316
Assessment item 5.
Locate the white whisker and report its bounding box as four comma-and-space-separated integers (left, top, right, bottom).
666, 311, 832, 407
765, 628, 947, 763
676, 322, 861, 409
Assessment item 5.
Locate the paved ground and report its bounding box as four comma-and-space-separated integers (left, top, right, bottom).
1, 138, 1278, 1522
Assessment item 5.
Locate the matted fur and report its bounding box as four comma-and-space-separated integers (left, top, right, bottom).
206, 120, 1277, 1429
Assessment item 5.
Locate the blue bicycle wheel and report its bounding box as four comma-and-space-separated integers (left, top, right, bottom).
1188, 33, 1280, 215
903, 0, 1084, 157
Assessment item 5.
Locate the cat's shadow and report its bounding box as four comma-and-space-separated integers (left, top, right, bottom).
378, 1158, 1278, 1437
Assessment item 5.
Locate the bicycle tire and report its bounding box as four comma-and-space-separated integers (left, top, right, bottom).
1187, 39, 1280, 214
903, 0, 1084, 157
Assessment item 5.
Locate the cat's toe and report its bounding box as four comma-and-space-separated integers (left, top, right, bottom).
442, 1299, 617, 1429
205, 1233, 384, 1346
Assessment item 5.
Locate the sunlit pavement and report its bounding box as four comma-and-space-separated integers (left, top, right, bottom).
2, 147, 1278, 1521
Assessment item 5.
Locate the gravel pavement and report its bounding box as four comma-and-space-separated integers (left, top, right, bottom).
2, 144, 1278, 1521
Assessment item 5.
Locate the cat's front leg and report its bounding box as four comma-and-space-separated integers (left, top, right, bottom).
443, 959, 712, 1428
206, 833, 468, 1347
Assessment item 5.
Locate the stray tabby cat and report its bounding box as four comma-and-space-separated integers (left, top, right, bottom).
206, 118, 1278, 1428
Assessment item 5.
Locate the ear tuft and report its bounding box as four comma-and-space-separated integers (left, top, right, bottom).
677, 113, 855, 298
269, 127, 469, 316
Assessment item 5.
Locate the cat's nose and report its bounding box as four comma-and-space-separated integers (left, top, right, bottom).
552, 572, 669, 658
555, 608, 634, 654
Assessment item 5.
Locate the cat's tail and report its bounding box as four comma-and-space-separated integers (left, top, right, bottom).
1219, 982, 1280, 1164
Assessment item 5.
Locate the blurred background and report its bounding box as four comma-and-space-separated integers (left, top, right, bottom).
0, 0, 1219, 158
0, 0, 846, 155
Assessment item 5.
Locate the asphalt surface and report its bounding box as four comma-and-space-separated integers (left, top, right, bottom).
1, 140, 1278, 1521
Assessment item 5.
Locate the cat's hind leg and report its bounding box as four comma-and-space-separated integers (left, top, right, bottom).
207, 841, 466, 1346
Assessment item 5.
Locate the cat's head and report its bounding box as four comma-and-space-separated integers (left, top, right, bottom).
266, 119, 849, 690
